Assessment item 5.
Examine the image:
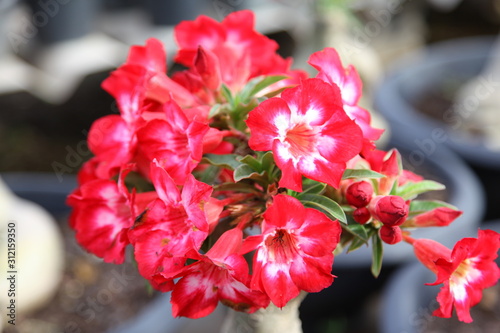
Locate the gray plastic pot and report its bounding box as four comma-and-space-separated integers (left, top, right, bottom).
375, 36, 500, 168
380, 220, 500, 333
24, 0, 99, 44
374, 36, 500, 220
0, 0, 17, 56
143, 0, 212, 26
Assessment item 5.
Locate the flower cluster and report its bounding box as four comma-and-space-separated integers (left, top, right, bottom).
67, 10, 499, 322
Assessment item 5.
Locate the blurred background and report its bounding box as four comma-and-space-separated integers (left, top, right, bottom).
1, 0, 500, 332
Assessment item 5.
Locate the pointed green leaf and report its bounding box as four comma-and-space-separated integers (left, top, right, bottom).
300, 194, 347, 223
342, 169, 384, 180
371, 233, 383, 278
259, 151, 275, 173
202, 154, 242, 170
347, 235, 369, 253
409, 200, 457, 215
197, 165, 220, 184
239, 75, 288, 104
263, 86, 288, 99
221, 84, 234, 106
233, 164, 267, 182
299, 181, 327, 196
208, 103, 223, 118
343, 221, 369, 241
238, 155, 262, 172
396, 180, 446, 200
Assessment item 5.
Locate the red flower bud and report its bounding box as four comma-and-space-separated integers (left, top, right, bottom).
346, 181, 373, 208
379, 225, 402, 244
353, 207, 371, 224
372, 195, 409, 226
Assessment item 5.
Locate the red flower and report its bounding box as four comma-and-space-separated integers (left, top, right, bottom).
87, 115, 136, 179
308, 48, 383, 146
409, 230, 500, 322
246, 78, 363, 192
67, 166, 156, 264
241, 194, 341, 307
136, 100, 209, 184
128, 161, 214, 291
170, 227, 269, 318
173, 10, 305, 101
103, 38, 196, 112
175, 10, 278, 86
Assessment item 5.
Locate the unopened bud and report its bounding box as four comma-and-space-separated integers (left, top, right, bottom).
353, 207, 371, 224
379, 225, 402, 244
346, 181, 373, 208
373, 195, 408, 226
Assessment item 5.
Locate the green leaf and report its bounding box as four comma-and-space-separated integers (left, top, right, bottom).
347, 235, 369, 253
259, 151, 275, 174
342, 169, 384, 180
239, 75, 288, 104
197, 165, 220, 184
299, 181, 327, 196
343, 221, 369, 241
208, 103, 223, 118
221, 84, 234, 106
371, 233, 383, 278
263, 86, 288, 99
234, 164, 266, 182
202, 154, 242, 170
300, 194, 347, 223
409, 200, 457, 215
238, 155, 262, 172
396, 180, 446, 200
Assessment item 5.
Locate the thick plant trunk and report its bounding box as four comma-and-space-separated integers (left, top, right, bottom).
220, 292, 307, 333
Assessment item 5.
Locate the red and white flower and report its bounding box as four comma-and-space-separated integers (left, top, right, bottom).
67, 166, 156, 264
136, 100, 209, 184
246, 78, 363, 192
170, 227, 269, 318
308, 47, 383, 150
128, 161, 215, 291
407, 229, 500, 322
173, 10, 306, 101
241, 194, 341, 307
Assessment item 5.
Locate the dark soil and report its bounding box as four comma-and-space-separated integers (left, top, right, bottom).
414, 85, 486, 140
4, 216, 157, 333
